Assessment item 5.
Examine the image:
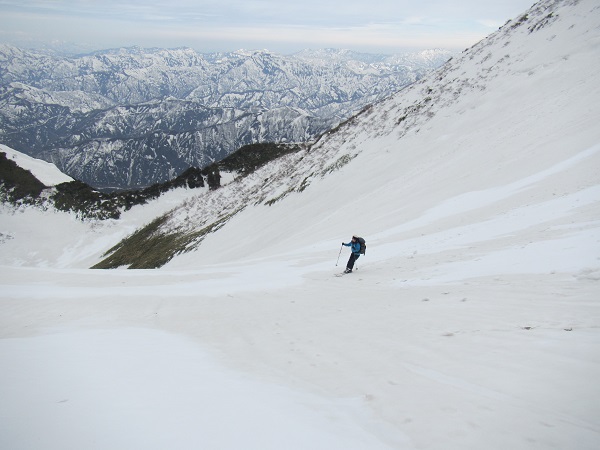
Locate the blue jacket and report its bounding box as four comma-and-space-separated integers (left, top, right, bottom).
343, 241, 361, 256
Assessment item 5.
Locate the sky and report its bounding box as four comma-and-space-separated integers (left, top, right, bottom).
0, 0, 536, 55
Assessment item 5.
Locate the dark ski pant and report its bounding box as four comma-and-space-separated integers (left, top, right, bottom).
347, 253, 360, 270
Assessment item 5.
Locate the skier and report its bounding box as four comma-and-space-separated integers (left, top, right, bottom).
342, 235, 362, 273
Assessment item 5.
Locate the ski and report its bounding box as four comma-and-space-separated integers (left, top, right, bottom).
334, 271, 353, 277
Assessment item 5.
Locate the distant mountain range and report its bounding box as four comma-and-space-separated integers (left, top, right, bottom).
0, 45, 452, 189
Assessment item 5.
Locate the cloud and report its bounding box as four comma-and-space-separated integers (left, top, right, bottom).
477, 18, 507, 29
0, 0, 534, 53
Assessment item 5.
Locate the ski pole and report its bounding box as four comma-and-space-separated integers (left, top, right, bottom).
336, 244, 343, 266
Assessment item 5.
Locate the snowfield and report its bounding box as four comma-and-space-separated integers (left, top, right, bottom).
1, 0, 599, 448
1, 144, 73, 186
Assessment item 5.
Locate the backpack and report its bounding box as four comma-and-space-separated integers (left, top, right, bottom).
356, 237, 366, 255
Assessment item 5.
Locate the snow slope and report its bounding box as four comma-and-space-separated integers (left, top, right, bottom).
1, 0, 599, 449
1, 144, 73, 186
